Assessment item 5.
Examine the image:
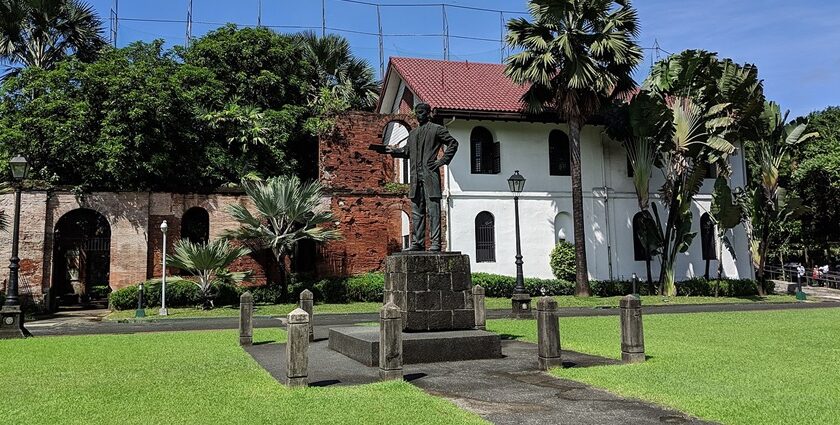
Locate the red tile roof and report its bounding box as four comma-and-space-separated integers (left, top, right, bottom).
388, 57, 529, 113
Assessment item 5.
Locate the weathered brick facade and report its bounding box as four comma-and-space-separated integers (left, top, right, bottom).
317, 111, 448, 276
0, 111, 449, 304
0, 191, 277, 303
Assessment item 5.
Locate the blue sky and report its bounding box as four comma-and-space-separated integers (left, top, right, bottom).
81, 1, 840, 117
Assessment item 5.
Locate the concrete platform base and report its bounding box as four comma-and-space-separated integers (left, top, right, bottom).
328, 326, 502, 366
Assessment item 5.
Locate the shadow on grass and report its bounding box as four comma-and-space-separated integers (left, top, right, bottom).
253, 340, 277, 346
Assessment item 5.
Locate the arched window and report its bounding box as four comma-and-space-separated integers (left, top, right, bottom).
401, 211, 411, 249
382, 120, 411, 183
701, 213, 716, 260
470, 126, 500, 174
475, 211, 496, 262
549, 130, 571, 176
633, 212, 651, 261
554, 212, 573, 244
181, 207, 210, 244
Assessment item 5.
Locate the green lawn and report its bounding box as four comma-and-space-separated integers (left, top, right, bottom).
107, 295, 796, 321
487, 307, 840, 425
0, 329, 485, 425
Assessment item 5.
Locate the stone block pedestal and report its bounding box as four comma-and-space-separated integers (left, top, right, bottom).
384, 252, 474, 332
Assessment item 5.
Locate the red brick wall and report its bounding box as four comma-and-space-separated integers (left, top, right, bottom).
318, 111, 449, 276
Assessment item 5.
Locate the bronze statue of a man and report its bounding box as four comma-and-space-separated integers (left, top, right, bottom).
386, 103, 458, 251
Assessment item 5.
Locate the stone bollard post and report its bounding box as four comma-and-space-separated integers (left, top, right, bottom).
286, 308, 310, 387
379, 302, 403, 381
472, 285, 486, 330
299, 289, 314, 341
536, 296, 562, 370
239, 292, 253, 346
620, 295, 645, 363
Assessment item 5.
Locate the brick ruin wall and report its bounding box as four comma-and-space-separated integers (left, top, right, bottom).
317, 111, 448, 276
0, 191, 277, 303
0, 111, 450, 304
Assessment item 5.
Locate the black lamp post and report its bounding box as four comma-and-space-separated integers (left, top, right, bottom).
508, 170, 531, 318
1, 156, 31, 339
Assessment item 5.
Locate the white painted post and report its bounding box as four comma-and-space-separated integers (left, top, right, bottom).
159, 220, 169, 316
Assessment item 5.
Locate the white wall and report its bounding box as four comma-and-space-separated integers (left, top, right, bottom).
443, 119, 753, 281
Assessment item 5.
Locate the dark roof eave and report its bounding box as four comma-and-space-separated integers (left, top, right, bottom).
432, 108, 564, 124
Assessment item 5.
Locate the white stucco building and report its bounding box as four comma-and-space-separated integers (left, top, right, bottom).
377, 57, 753, 281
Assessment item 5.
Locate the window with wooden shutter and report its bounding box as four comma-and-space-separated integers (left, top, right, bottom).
633, 212, 652, 261
475, 211, 496, 262
470, 126, 499, 174
549, 130, 571, 176
701, 213, 716, 260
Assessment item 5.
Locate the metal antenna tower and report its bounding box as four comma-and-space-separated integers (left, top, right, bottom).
109, 0, 118, 47
186, 0, 193, 47
377, 5, 384, 79
442, 5, 449, 60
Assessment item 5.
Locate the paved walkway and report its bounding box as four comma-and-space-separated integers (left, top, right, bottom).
25, 300, 840, 337
245, 332, 712, 425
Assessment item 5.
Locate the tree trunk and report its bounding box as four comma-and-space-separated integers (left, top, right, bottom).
645, 258, 653, 288
756, 238, 769, 297
568, 118, 590, 297
704, 259, 710, 280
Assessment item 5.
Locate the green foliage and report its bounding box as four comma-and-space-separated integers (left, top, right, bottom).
88, 285, 111, 299
471, 273, 575, 298
506, 0, 644, 296
0, 26, 376, 190
345, 273, 385, 302
108, 278, 244, 311
165, 238, 250, 308
0, 0, 106, 71
791, 106, 840, 251
224, 176, 341, 286
549, 241, 576, 282
108, 285, 138, 311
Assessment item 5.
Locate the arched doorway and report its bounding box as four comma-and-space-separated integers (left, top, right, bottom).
181, 207, 210, 244
52, 209, 111, 306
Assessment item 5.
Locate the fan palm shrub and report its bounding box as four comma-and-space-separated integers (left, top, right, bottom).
223, 176, 341, 298
165, 239, 250, 309
0, 0, 105, 73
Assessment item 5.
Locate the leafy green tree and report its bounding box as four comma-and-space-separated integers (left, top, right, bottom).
791, 107, 840, 257
0, 0, 105, 73
165, 238, 251, 309
741, 101, 816, 294
223, 176, 341, 294
505, 0, 644, 296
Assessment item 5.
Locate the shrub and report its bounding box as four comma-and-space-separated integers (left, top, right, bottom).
471, 273, 574, 297
89, 285, 111, 300
346, 273, 384, 302
213, 281, 242, 306
250, 283, 285, 304
109, 285, 139, 311
549, 241, 576, 281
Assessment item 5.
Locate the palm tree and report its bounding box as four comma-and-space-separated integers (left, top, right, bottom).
223, 176, 341, 295
505, 0, 643, 296
741, 101, 816, 295
294, 31, 378, 110
165, 238, 251, 309
0, 0, 105, 73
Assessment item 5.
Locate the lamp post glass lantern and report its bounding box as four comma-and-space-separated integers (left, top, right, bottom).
1, 156, 30, 338
507, 170, 531, 318
159, 220, 168, 316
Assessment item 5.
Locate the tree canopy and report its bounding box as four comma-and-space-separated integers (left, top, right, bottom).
0, 25, 377, 192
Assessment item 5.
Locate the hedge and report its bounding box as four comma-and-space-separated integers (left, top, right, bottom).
108, 272, 773, 310
109, 278, 242, 311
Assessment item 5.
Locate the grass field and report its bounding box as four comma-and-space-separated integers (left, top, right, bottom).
0, 328, 485, 425
106, 294, 796, 320
487, 307, 840, 425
